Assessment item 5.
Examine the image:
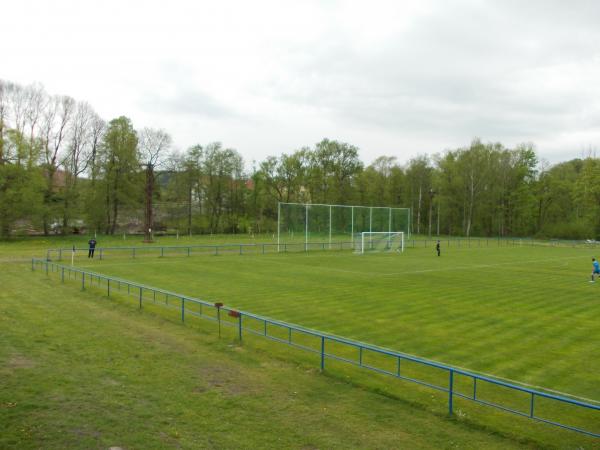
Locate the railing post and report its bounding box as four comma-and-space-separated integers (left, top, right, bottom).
448, 369, 454, 415
181, 298, 185, 322
59, 249, 62, 261
161, 247, 164, 257
82, 272, 85, 290
240, 244, 242, 255
46, 261, 49, 276
530, 393, 535, 418
107, 279, 110, 296
217, 307, 221, 337
99, 249, 103, 260
31, 259, 34, 271
187, 247, 190, 257
61, 268, 65, 283
139, 287, 142, 309
238, 314, 243, 341
320, 336, 325, 372
132, 248, 136, 258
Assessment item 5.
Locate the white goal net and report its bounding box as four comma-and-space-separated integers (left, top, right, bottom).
357, 232, 405, 254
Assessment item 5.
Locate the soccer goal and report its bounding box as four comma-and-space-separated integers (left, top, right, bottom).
357, 232, 405, 254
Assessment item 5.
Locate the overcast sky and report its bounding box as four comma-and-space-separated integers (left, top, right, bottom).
2, 0, 599, 166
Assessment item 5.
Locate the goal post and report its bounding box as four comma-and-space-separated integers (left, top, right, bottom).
359, 231, 405, 254
277, 202, 410, 250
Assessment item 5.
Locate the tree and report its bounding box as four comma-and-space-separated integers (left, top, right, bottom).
138, 127, 172, 241
61, 101, 98, 231
0, 128, 45, 237
96, 117, 140, 234
573, 157, 600, 239
306, 139, 362, 204
405, 156, 432, 235
39, 95, 75, 234
202, 143, 244, 233
0, 81, 10, 164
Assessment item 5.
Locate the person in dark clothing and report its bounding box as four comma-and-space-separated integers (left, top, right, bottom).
436, 240, 441, 256
88, 238, 97, 258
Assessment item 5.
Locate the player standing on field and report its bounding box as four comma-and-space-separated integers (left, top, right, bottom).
436, 240, 441, 256
88, 238, 97, 258
591, 258, 600, 282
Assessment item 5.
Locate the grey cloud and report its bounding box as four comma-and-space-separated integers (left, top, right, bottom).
137, 61, 238, 120
139, 89, 236, 119
257, 0, 600, 151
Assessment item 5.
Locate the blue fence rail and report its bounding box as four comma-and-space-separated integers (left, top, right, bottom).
46, 241, 355, 261
45, 237, 600, 261
31, 257, 600, 439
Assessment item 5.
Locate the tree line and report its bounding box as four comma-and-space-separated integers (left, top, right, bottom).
1, 79, 598, 240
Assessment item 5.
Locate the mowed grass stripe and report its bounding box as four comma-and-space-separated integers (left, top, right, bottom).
77, 245, 600, 401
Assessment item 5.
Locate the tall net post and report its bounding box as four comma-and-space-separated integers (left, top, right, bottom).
277, 202, 281, 251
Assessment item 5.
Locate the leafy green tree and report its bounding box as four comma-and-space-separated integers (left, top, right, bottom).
0, 130, 45, 237
94, 116, 140, 234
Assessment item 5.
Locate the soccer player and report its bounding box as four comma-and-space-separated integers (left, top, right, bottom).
436, 240, 441, 257
591, 258, 600, 282
88, 238, 97, 258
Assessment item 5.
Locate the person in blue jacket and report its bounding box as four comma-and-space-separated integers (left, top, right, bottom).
591, 258, 600, 282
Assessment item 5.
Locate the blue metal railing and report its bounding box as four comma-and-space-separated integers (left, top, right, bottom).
31, 257, 600, 439
45, 241, 356, 261
45, 237, 600, 261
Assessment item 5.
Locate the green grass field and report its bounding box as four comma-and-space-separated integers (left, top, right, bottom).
77, 244, 600, 399
3, 236, 600, 448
